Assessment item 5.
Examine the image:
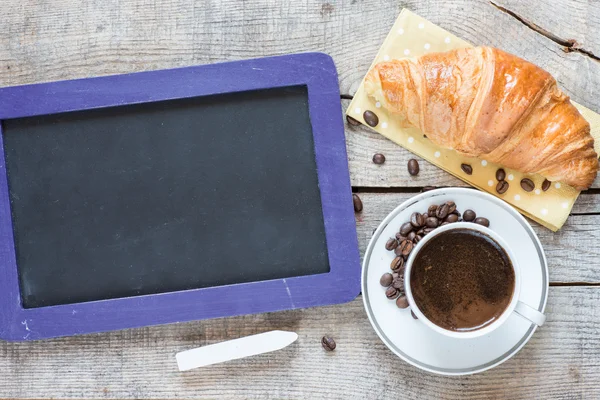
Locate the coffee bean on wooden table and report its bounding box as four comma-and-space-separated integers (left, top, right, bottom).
542, 179, 551, 191
474, 217, 490, 227
410, 212, 425, 228
385, 238, 399, 251
461, 163, 473, 175
428, 204, 438, 215
421, 186, 436, 192
346, 115, 361, 126
408, 159, 420, 176
521, 178, 535, 192
380, 272, 393, 287
436, 204, 450, 219
363, 110, 379, 127
445, 214, 459, 223
496, 180, 509, 194
398, 240, 414, 258
321, 336, 336, 351
400, 222, 414, 236
463, 209, 476, 222
425, 216, 439, 228
396, 295, 409, 309
496, 168, 506, 181
385, 286, 399, 299
352, 194, 363, 212
390, 256, 405, 272
372, 153, 386, 164
407, 231, 416, 241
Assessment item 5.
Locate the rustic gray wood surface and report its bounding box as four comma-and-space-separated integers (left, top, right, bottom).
1, 0, 599, 398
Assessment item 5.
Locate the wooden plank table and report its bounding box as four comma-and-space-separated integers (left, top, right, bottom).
1, 0, 599, 398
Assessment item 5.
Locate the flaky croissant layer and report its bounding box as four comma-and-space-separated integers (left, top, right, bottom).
365, 46, 598, 190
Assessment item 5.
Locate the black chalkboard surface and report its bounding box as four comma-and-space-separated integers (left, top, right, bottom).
3, 85, 330, 308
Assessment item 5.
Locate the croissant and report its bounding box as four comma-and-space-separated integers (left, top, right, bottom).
364, 46, 598, 190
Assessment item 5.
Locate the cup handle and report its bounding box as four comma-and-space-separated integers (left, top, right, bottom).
514, 301, 546, 326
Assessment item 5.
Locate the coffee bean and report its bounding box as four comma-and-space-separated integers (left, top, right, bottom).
392, 275, 404, 289
372, 153, 386, 164
422, 212, 428, 219
416, 228, 425, 236
399, 240, 414, 258
421, 186, 436, 192
410, 212, 425, 228
496, 168, 506, 181
414, 235, 422, 244
408, 159, 420, 176
440, 221, 449, 226
446, 201, 456, 214
436, 204, 449, 219
474, 217, 490, 227
407, 231, 416, 241
428, 205, 438, 215
363, 110, 379, 127
496, 180, 509, 194
346, 115, 361, 126
352, 194, 363, 212
400, 222, 414, 236
451, 209, 460, 217
520, 178, 535, 192
390, 256, 404, 272
542, 179, 551, 191
396, 295, 409, 309
385, 238, 399, 251
395, 232, 406, 241
463, 209, 476, 222
423, 227, 435, 235
445, 214, 459, 223
461, 163, 473, 175
394, 246, 404, 257
380, 272, 393, 287
425, 216, 439, 228
321, 336, 336, 351
385, 286, 399, 299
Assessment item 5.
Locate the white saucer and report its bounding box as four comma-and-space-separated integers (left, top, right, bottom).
362, 187, 549, 376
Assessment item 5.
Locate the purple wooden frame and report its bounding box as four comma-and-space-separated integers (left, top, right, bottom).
0, 52, 360, 341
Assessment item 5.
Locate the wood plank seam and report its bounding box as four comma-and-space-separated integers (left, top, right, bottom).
490, 1, 600, 61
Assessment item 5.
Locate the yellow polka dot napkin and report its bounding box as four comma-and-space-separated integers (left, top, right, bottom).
346, 9, 600, 231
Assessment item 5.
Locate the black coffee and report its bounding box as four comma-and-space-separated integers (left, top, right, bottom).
410, 229, 515, 332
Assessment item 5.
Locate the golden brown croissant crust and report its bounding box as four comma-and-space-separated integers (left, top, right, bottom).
364, 46, 598, 190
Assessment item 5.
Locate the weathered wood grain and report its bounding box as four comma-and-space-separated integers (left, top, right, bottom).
0, 288, 598, 400
1, 0, 599, 112
354, 192, 600, 283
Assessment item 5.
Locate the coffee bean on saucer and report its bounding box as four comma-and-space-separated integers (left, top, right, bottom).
416, 228, 425, 236
395, 232, 407, 241
352, 194, 363, 212
411, 310, 418, 319
372, 153, 386, 164
408, 159, 420, 176
445, 201, 456, 214
363, 110, 379, 127
399, 240, 414, 258
414, 235, 422, 244
385, 238, 399, 251
425, 216, 439, 228
436, 204, 450, 219
423, 227, 435, 235
496, 180, 509, 194
396, 295, 409, 309
445, 214, 459, 223
421, 186, 436, 192
410, 212, 425, 228
392, 275, 404, 289
346, 115, 361, 126
520, 178, 535, 192
463, 209, 476, 222
400, 222, 414, 236
321, 336, 336, 351
390, 256, 405, 272
394, 246, 404, 257
496, 168, 506, 181
461, 163, 473, 175
428, 204, 438, 215
407, 231, 416, 241
474, 217, 490, 227
385, 286, 399, 299
542, 179, 551, 191
380, 272, 393, 287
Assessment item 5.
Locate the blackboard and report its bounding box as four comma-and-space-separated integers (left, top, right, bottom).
3, 85, 330, 309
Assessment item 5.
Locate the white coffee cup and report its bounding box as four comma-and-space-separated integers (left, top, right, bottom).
404, 222, 546, 339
